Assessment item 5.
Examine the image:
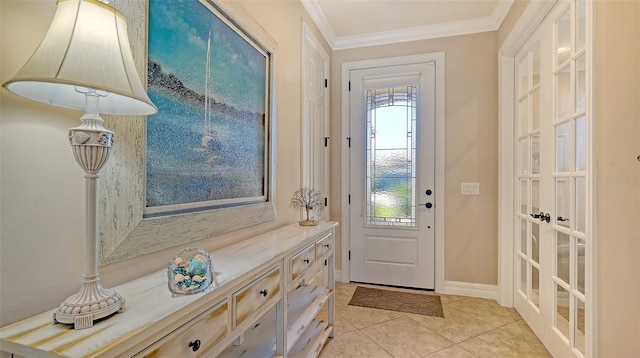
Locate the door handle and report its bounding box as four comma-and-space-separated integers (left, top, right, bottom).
557, 216, 569, 222
420, 202, 433, 209
530, 212, 550, 223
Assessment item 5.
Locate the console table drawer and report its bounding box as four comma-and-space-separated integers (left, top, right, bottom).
143, 299, 228, 357
290, 244, 316, 282
315, 233, 333, 258
233, 265, 281, 328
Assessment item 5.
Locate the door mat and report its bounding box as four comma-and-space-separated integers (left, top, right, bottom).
348, 286, 444, 317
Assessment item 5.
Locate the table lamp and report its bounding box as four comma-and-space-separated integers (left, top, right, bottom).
3, 0, 157, 329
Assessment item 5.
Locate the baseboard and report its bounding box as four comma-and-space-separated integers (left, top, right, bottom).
334, 269, 342, 282
441, 280, 497, 300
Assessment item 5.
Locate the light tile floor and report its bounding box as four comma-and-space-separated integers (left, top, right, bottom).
316, 283, 551, 358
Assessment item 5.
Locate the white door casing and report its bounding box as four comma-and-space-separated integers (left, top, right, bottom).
301, 22, 329, 221
340, 53, 445, 291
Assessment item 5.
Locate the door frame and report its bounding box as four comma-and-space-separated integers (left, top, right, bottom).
340, 52, 445, 292
498, 0, 596, 355
301, 22, 330, 220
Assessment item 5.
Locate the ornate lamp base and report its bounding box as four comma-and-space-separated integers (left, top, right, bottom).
53, 274, 125, 329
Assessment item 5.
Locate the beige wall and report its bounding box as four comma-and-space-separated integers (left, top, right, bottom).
0, 0, 330, 326
594, 1, 640, 356
330, 32, 500, 285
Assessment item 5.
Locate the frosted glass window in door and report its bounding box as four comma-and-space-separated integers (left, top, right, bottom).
576, 177, 586, 232
531, 266, 540, 307
576, 56, 587, 112
577, 237, 586, 294
365, 86, 417, 227
520, 218, 528, 255
557, 9, 571, 66
556, 178, 570, 228
557, 232, 570, 283
556, 122, 570, 172
520, 55, 529, 95
576, 297, 586, 355
556, 284, 570, 339
556, 69, 571, 119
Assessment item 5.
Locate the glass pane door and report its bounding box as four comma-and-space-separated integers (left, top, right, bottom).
516, 42, 542, 311
552, 1, 588, 355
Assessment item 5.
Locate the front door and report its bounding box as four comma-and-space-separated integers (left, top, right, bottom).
514, 0, 591, 356
349, 62, 435, 289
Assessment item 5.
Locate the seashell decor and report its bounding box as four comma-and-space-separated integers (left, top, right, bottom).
167, 247, 214, 296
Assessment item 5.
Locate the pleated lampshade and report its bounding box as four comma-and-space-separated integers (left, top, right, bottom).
2, 0, 157, 116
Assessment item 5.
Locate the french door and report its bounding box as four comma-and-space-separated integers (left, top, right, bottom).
514, 0, 591, 356
349, 62, 436, 289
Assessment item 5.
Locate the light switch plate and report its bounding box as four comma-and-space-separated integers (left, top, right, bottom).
461, 182, 480, 195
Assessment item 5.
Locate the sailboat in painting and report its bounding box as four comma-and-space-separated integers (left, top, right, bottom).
202, 31, 221, 152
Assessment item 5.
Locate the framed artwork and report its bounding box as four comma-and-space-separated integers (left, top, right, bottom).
146, 0, 271, 216
97, 0, 277, 265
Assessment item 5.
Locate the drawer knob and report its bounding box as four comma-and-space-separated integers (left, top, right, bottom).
188, 339, 201, 352
260, 289, 268, 297
324, 244, 330, 248
303, 258, 310, 264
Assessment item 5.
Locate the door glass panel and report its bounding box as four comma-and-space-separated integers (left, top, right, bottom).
576, 55, 586, 112
520, 218, 528, 255
577, 0, 586, 51
557, 9, 571, 66
556, 179, 570, 228
520, 258, 528, 296
576, 177, 586, 232
532, 135, 540, 174
519, 97, 529, 136
577, 237, 586, 294
520, 138, 529, 175
576, 297, 586, 355
531, 266, 540, 307
556, 122, 570, 172
532, 45, 540, 86
556, 284, 570, 339
557, 232, 570, 283
520, 180, 528, 215
532, 179, 540, 215
365, 87, 417, 227
520, 56, 529, 94
532, 90, 540, 131
557, 69, 571, 119
532, 222, 540, 263
576, 116, 586, 171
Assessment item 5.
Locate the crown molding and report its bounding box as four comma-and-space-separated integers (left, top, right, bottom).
300, 0, 336, 47
301, 0, 514, 50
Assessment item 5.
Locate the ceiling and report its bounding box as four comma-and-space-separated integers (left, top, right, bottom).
300, 0, 514, 50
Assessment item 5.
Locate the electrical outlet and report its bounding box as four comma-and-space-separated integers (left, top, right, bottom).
461, 183, 480, 195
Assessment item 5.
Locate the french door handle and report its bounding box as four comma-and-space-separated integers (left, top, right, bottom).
557, 216, 569, 222
530, 212, 550, 223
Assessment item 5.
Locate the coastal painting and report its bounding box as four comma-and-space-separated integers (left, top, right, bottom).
146, 0, 270, 215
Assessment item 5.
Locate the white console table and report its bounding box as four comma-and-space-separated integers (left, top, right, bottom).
0, 222, 337, 357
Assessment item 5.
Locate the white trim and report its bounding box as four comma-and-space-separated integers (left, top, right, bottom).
442, 281, 498, 300
303, 0, 513, 50
301, 22, 330, 221
299, 0, 336, 48
340, 53, 445, 292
